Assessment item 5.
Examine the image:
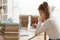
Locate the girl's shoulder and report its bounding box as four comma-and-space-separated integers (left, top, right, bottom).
44, 18, 55, 24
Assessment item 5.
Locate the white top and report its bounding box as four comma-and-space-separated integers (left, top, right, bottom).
35, 18, 60, 39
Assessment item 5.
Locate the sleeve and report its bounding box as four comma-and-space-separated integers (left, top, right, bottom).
35, 20, 50, 35
35, 22, 42, 34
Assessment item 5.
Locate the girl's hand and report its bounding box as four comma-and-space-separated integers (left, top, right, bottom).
38, 17, 45, 22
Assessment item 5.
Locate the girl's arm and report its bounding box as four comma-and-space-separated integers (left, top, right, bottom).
35, 19, 49, 35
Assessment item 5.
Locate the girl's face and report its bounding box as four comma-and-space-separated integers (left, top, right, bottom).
39, 10, 46, 20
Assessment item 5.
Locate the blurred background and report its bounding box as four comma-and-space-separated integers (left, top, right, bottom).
0, 0, 60, 40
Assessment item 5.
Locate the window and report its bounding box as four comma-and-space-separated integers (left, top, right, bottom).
0, 0, 7, 21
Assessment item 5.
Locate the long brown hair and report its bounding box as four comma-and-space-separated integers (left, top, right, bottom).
38, 2, 50, 20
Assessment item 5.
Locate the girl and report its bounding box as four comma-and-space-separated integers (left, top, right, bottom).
29, 2, 60, 40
